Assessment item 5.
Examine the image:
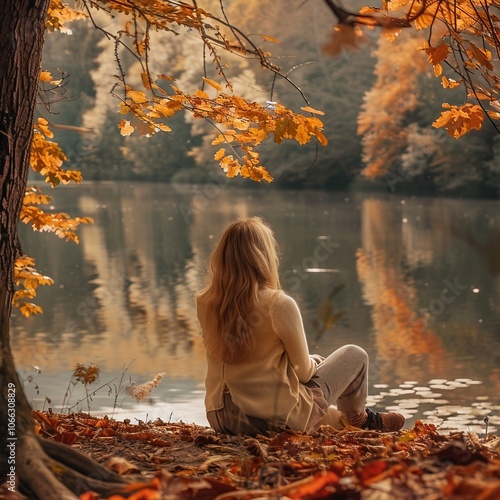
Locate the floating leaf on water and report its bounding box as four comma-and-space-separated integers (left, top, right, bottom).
395, 402, 420, 409
446, 381, 469, 388
416, 392, 443, 398
456, 408, 475, 415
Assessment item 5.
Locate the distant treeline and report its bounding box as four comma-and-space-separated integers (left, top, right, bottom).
39, 1, 500, 199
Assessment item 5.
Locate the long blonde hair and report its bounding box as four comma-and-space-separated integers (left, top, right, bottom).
199, 217, 281, 363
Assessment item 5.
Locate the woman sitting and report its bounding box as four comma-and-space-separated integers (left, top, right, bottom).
196, 217, 405, 436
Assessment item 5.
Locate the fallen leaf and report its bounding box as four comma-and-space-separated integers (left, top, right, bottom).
107, 457, 141, 475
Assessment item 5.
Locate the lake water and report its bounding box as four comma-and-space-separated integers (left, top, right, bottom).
11, 181, 500, 435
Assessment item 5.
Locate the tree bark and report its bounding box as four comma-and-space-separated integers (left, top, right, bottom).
0, 4, 137, 497
1, 0, 52, 450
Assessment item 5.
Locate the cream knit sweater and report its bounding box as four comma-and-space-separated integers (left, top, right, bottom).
197, 289, 319, 431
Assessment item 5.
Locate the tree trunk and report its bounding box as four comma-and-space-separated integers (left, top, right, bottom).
0, 0, 52, 453
0, 2, 132, 498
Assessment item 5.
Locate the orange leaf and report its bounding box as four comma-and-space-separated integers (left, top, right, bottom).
301, 106, 325, 115
315, 129, 328, 146
141, 72, 152, 91
127, 90, 148, 104
356, 460, 388, 485
202, 77, 222, 91
433, 104, 484, 138
433, 63, 443, 77
118, 120, 134, 136
467, 43, 493, 70
289, 471, 339, 498
260, 34, 280, 43
214, 148, 225, 161
39, 71, 53, 83
426, 42, 449, 66
441, 76, 461, 89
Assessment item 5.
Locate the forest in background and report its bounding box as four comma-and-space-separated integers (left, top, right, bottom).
39, 0, 500, 198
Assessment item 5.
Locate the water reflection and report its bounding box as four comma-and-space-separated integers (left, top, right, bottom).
11, 184, 499, 433
356, 196, 499, 432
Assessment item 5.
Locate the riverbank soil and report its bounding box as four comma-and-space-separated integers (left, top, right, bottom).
6, 411, 500, 498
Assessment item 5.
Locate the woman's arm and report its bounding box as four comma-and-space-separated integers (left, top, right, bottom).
270, 293, 317, 382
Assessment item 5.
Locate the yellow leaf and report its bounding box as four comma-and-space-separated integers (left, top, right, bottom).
118, 119, 134, 136
315, 130, 328, 146
301, 106, 325, 116
412, 0, 439, 30
214, 148, 225, 161
153, 103, 175, 118
433, 104, 484, 138
156, 123, 172, 133
194, 89, 209, 99
487, 110, 500, 120
260, 34, 280, 44
441, 76, 461, 89
467, 43, 493, 71
141, 72, 152, 91
35, 118, 54, 139
127, 90, 148, 104
39, 71, 53, 82
427, 42, 449, 66
19, 303, 43, 318
469, 91, 493, 101
295, 124, 310, 145
433, 63, 442, 77
202, 77, 222, 91
157, 74, 176, 81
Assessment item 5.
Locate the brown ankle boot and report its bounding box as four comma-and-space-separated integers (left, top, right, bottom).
362, 408, 405, 432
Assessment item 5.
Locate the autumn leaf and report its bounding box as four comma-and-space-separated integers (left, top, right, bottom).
202, 77, 222, 91
118, 119, 135, 136
35, 117, 54, 138
13, 254, 55, 315
467, 43, 493, 70
421, 41, 449, 66
73, 363, 100, 386
441, 76, 461, 89
19, 303, 43, 318
39, 71, 56, 83
433, 103, 484, 138
411, 0, 440, 30
214, 148, 225, 161
301, 106, 325, 115
46, 0, 87, 32
107, 457, 141, 475
127, 90, 148, 104
260, 34, 280, 43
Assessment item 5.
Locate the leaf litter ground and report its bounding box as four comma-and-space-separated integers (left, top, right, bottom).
29, 410, 500, 499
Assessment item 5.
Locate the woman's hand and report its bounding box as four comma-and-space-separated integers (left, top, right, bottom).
310, 354, 325, 366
